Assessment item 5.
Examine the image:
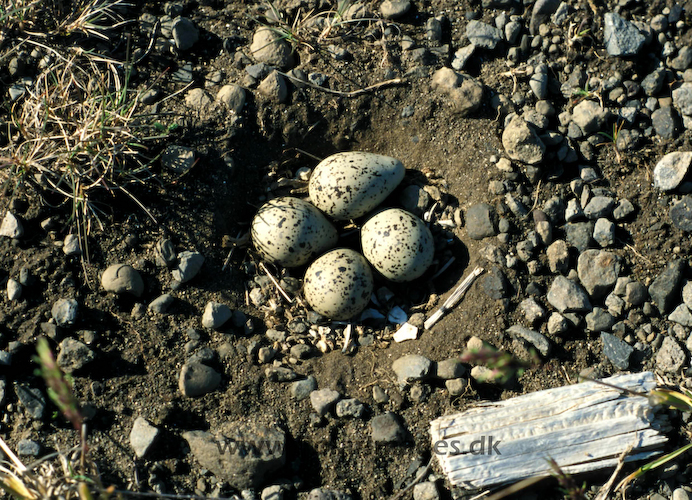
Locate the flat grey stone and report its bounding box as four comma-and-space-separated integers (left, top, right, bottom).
502, 115, 545, 165
653, 152, 692, 191
547, 312, 569, 334
577, 250, 621, 299
179, 362, 221, 397
101, 264, 144, 297
572, 100, 609, 134
392, 355, 433, 384
481, 266, 509, 299
0, 212, 23, 238
547, 240, 570, 274
601, 332, 633, 370
656, 336, 686, 373
507, 325, 550, 356
652, 107, 681, 140
130, 417, 160, 459
380, 0, 411, 18
547, 276, 592, 313
57, 338, 95, 373
648, 259, 686, 313
583, 196, 615, 219
430, 68, 483, 116
62, 234, 81, 256
185, 88, 213, 109
162, 145, 195, 174
310, 388, 341, 417
466, 203, 497, 240
290, 376, 317, 400
335, 398, 365, 418
670, 46, 692, 71
604, 12, 646, 56
413, 482, 440, 500
17, 439, 40, 456
149, 294, 174, 314
670, 196, 692, 232
172, 17, 198, 50
625, 281, 648, 306
641, 69, 665, 96
451, 45, 475, 71
217, 84, 246, 114
593, 218, 615, 247
435, 359, 466, 379
466, 20, 503, 50
15, 384, 46, 419
172, 251, 204, 283
183, 423, 286, 490
672, 83, 692, 117
585, 307, 615, 332
669, 304, 692, 327
371, 412, 408, 444
250, 27, 294, 69
564, 221, 594, 253
52, 298, 79, 327
258, 70, 288, 103
613, 199, 635, 220
519, 297, 546, 324
202, 302, 232, 329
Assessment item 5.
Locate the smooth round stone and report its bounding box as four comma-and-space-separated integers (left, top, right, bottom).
101, 264, 144, 297
380, 0, 411, 18
179, 362, 221, 397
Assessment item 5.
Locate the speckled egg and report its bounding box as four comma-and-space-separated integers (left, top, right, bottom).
303, 248, 374, 320
251, 197, 338, 267
361, 208, 435, 282
308, 152, 405, 220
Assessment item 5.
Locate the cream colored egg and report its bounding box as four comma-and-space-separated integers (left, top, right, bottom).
251, 197, 338, 267
308, 152, 405, 220
361, 208, 434, 282
303, 248, 373, 320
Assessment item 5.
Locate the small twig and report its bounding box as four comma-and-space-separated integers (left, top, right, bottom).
424, 266, 484, 330
260, 262, 294, 303
594, 445, 633, 500
528, 179, 542, 215
277, 71, 404, 97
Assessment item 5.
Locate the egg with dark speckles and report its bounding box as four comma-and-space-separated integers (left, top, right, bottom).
361, 208, 435, 282
251, 197, 338, 267
308, 152, 405, 220
303, 248, 374, 320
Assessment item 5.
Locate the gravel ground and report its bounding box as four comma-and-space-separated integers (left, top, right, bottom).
2, 0, 692, 499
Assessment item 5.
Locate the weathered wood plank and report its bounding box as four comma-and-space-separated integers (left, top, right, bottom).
430, 372, 668, 489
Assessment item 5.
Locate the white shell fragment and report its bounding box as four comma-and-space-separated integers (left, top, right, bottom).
251, 197, 338, 267
361, 208, 435, 282
430, 371, 667, 490
303, 248, 374, 320
393, 322, 418, 342
308, 152, 405, 220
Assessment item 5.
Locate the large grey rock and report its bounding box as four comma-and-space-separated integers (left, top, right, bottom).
583, 196, 615, 219
172, 17, 199, 50
656, 336, 686, 373
577, 250, 621, 299
564, 221, 594, 252
15, 384, 46, 419
52, 298, 79, 327
56, 338, 95, 373
571, 100, 609, 134
648, 259, 686, 313
669, 304, 692, 327
371, 412, 408, 444
217, 84, 246, 114
290, 376, 317, 400
585, 308, 615, 332
179, 362, 221, 397
130, 417, 160, 459
671, 196, 692, 232
506, 325, 550, 356
0, 212, 23, 238
603, 12, 646, 57
430, 68, 483, 117
392, 355, 432, 385
101, 264, 144, 297
652, 107, 682, 140
183, 423, 286, 490
672, 83, 692, 117
202, 302, 232, 329
529, 0, 561, 34
310, 388, 341, 417
258, 71, 288, 103
435, 359, 466, 379
502, 115, 545, 165
466, 20, 503, 49
601, 332, 633, 370
172, 251, 204, 283
466, 203, 496, 239
653, 152, 692, 191
249, 28, 294, 69
547, 240, 570, 274
547, 276, 591, 313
